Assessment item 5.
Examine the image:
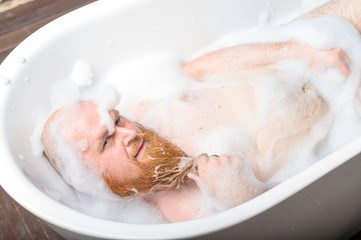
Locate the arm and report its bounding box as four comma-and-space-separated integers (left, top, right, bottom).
184, 0, 359, 81
184, 40, 350, 80
184, 41, 298, 80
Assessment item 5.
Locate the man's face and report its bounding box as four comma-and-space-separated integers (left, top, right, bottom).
70, 102, 193, 197
73, 102, 145, 182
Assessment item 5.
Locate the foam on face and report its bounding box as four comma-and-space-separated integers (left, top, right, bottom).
94, 85, 121, 135
49, 108, 119, 200
38, 15, 361, 223
94, 85, 121, 110
77, 139, 89, 152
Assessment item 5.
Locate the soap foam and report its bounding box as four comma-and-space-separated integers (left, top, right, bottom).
38, 15, 361, 223
69, 60, 94, 86
49, 108, 119, 201
50, 80, 80, 110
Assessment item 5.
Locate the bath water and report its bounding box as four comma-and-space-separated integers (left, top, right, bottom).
33, 15, 361, 223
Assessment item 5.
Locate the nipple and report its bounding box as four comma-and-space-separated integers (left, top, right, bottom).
179, 91, 199, 102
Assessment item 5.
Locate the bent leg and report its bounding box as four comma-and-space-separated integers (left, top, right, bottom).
302, 0, 361, 34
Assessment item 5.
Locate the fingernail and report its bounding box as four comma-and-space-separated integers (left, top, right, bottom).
198, 153, 209, 158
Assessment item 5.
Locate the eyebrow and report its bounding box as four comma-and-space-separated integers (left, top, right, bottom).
113, 110, 120, 120
96, 109, 119, 152
97, 129, 109, 152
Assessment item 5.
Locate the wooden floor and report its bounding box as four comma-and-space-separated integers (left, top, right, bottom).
0, 0, 96, 63
0, 1, 95, 239
2, 0, 361, 240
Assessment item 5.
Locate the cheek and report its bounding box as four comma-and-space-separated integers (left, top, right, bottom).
82, 150, 120, 172
102, 146, 129, 168
101, 148, 141, 181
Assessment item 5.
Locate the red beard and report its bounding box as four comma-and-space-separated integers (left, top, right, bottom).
103, 123, 195, 198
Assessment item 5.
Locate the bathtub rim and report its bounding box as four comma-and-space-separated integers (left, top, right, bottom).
0, 0, 356, 239
1, 128, 360, 239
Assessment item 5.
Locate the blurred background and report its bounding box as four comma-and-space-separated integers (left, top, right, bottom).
0, 0, 34, 12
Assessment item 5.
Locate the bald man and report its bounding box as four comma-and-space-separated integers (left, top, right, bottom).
41, 0, 357, 222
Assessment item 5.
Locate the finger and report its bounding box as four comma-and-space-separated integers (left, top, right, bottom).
219, 155, 231, 162
341, 51, 351, 64
196, 153, 209, 166
229, 155, 242, 164
333, 48, 350, 63
187, 172, 206, 189
187, 172, 200, 181
208, 155, 220, 166
337, 62, 350, 78
195, 153, 209, 175
333, 48, 348, 60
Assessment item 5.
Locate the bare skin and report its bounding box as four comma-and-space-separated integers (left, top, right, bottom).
42, 102, 266, 222
130, 40, 348, 182
43, 42, 347, 222
130, 0, 354, 220
183, 40, 350, 80
301, 0, 361, 34
42, 0, 358, 223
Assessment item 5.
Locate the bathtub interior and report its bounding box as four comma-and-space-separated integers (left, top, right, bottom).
1, 0, 353, 238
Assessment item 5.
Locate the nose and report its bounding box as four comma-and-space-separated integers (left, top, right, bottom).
115, 126, 137, 147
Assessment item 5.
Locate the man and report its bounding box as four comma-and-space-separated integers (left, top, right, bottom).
41, 0, 357, 222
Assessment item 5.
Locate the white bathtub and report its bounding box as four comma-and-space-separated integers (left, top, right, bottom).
1, 0, 361, 239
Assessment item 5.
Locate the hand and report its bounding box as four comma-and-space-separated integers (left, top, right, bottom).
312, 47, 350, 77
188, 154, 266, 211
290, 41, 350, 77
297, 43, 351, 78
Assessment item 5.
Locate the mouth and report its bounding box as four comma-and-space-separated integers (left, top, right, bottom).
134, 140, 147, 161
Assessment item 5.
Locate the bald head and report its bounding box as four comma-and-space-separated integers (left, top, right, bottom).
41, 101, 96, 172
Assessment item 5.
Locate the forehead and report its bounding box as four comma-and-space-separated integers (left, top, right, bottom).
73, 102, 100, 126
65, 102, 103, 141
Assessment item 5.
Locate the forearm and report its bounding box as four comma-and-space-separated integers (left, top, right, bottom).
184, 40, 310, 80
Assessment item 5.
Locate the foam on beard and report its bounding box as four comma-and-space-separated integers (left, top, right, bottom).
36, 15, 361, 223
47, 94, 167, 223
35, 61, 169, 223
69, 85, 122, 197
104, 124, 195, 198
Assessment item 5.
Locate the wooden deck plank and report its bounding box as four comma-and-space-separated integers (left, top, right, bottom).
0, 186, 65, 240
0, 0, 96, 63
0, 187, 34, 239
0, 0, 96, 35
0, 200, 17, 240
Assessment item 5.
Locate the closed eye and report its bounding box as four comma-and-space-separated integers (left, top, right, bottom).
104, 136, 110, 148
115, 116, 125, 127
